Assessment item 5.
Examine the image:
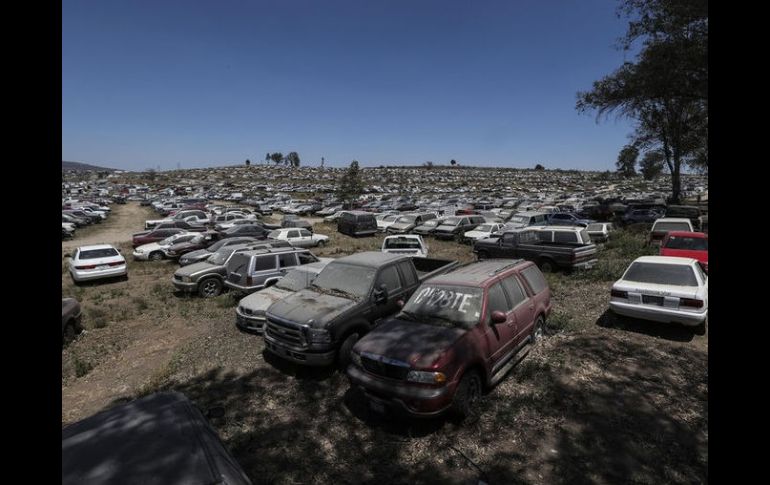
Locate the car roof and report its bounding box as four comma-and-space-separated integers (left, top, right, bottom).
514, 211, 549, 217
238, 246, 303, 257
77, 244, 116, 251
537, 225, 583, 231
631, 255, 698, 265
666, 231, 706, 238
653, 218, 691, 223
429, 259, 529, 287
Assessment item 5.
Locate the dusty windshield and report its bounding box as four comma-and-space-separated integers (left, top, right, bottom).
276, 269, 315, 292
207, 248, 236, 265
402, 285, 483, 329
312, 263, 375, 298
623, 262, 698, 286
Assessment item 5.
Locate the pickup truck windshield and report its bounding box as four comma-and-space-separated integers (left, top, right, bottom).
623, 262, 698, 286
403, 285, 483, 329
312, 263, 375, 298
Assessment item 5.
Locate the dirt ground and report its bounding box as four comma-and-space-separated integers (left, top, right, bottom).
62, 203, 707, 484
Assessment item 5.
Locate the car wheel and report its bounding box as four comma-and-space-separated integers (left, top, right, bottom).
198, 278, 223, 298
337, 331, 360, 369
149, 251, 164, 261
477, 251, 489, 261
317, 240, 326, 248
451, 370, 482, 421
539, 259, 556, 273
531, 315, 545, 342
454, 233, 463, 243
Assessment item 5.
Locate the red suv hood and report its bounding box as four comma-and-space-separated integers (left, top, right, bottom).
353, 318, 466, 368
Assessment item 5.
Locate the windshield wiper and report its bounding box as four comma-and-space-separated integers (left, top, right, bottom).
398, 310, 420, 321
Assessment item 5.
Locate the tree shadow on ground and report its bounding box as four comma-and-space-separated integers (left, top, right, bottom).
596, 308, 696, 342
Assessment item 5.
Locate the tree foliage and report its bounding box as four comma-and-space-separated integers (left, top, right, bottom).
577, 0, 707, 203
245, 159, 251, 167
639, 150, 665, 179
616, 145, 639, 177
534, 164, 545, 171
269, 152, 284, 166
336, 160, 363, 206
286, 152, 301, 167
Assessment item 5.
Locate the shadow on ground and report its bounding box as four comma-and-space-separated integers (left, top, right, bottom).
596, 308, 698, 342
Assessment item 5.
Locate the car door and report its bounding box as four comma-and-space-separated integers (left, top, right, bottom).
501, 275, 535, 345
485, 281, 517, 367
368, 264, 408, 325
250, 254, 279, 286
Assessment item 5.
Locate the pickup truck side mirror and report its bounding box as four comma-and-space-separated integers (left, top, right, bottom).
374, 284, 388, 304
490, 310, 507, 324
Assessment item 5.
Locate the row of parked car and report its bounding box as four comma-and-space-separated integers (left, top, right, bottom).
62, 203, 112, 239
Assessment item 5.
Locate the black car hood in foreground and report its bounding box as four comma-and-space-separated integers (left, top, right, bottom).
353, 318, 466, 368
62, 391, 252, 485
267, 289, 357, 328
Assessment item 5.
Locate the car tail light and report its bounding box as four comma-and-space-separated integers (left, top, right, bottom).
680, 298, 703, 308
611, 289, 628, 298
76, 265, 96, 270
108, 261, 123, 266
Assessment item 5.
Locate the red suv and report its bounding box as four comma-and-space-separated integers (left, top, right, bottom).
347, 259, 552, 419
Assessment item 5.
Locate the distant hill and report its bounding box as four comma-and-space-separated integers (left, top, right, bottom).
62, 161, 123, 172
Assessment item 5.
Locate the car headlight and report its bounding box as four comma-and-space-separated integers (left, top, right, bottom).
406, 370, 447, 384
350, 351, 362, 367
182, 276, 192, 282
307, 328, 331, 344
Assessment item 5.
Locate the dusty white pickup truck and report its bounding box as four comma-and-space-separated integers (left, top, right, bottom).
381, 234, 428, 258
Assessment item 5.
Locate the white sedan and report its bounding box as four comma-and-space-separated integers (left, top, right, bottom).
609, 256, 708, 333
132, 232, 198, 261
68, 244, 127, 283
462, 223, 505, 242
267, 228, 329, 248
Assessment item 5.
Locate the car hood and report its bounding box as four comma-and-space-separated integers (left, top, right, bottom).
463, 230, 487, 238
175, 261, 220, 277
267, 289, 358, 327
169, 242, 199, 252
182, 248, 212, 260
136, 242, 162, 252
133, 230, 151, 238
353, 318, 466, 368
239, 287, 292, 313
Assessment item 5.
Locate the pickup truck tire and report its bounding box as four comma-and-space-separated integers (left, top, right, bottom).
198, 278, 223, 298
317, 240, 326, 248
532, 316, 545, 342
337, 332, 360, 369
538, 258, 556, 273
451, 370, 482, 421
149, 251, 164, 261
476, 251, 489, 261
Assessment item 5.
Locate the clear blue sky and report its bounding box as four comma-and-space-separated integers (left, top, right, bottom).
62, 0, 637, 171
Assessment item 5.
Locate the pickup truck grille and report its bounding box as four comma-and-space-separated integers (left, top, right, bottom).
265, 316, 308, 349
360, 355, 410, 380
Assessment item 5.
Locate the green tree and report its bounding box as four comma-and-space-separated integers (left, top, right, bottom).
576, 0, 707, 203
337, 160, 363, 207
270, 152, 284, 166
534, 164, 545, 171
639, 150, 665, 179
450, 159, 457, 166
245, 159, 251, 167
286, 152, 301, 167
265, 153, 270, 164
424, 161, 434, 170
616, 144, 639, 177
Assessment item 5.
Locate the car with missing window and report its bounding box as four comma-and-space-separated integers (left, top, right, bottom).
347, 259, 552, 419
235, 260, 332, 334
585, 222, 615, 243
609, 255, 708, 334
67, 244, 128, 283
648, 218, 694, 245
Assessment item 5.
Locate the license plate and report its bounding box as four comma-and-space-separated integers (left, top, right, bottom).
642, 295, 664, 306
97, 265, 109, 270
368, 399, 386, 414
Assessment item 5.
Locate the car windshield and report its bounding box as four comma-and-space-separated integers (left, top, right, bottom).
268, 230, 281, 238
402, 285, 483, 329
384, 237, 422, 249
665, 236, 708, 251
423, 219, 441, 227
622, 262, 698, 286
311, 263, 375, 298
275, 268, 316, 292
79, 248, 119, 259
654, 222, 691, 232
207, 248, 236, 265
587, 223, 604, 231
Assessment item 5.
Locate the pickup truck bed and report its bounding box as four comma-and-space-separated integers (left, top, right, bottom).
413, 256, 458, 278
473, 235, 597, 272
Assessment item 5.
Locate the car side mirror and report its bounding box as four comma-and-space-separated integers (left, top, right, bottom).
396, 299, 404, 308
490, 310, 507, 324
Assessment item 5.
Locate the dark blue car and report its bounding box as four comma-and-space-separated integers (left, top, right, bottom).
546, 212, 594, 227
